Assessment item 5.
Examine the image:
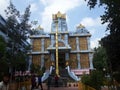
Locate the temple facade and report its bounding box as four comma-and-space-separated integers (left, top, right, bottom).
29, 12, 93, 81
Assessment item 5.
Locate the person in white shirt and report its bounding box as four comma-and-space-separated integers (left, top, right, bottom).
0, 73, 10, 90
35, 75, 38, 88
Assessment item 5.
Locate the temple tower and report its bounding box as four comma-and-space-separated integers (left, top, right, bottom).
29, 11, 93, 81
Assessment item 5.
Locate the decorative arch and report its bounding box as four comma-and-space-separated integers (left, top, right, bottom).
53, 40, 66, 47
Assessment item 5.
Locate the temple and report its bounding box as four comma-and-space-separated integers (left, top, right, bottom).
28, 11, 93, 81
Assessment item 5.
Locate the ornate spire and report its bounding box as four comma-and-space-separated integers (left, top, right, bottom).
52, 11, 66, 20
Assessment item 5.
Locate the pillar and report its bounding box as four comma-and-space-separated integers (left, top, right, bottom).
76, 37, 81, 69
28, 55, 32, 71
89, 53, 94, 69
77, 53, 81, 69
41, 54, 44, 68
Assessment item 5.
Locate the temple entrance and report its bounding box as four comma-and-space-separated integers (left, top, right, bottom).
58, 53, 65, 70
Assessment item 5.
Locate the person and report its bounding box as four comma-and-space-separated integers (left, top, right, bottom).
35, 75, 38, 88
31, 74, 36, 90
47, 76, 52, 90
38, 75, 43, 90
0, 73, 10, 90
54, 74, 59, 87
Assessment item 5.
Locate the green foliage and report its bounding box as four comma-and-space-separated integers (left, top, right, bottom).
30, 64, 46, 76
86, 0, 120, 83
0, 60, 9, 73
81, 74, 91, 85
81, 70, 104, 90
0, 36, 6, 53
93, 46, 108, 72
0, 36, 9, 80
0, 36, 6, 60
113, 72, 120, 83
30, 64, 40, 73
0, 1, 32, 73
5, 1, 31, 43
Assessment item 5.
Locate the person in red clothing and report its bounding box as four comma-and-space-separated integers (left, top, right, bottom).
54, 74, 59, 87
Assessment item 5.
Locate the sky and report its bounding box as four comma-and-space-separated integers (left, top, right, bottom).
0, 0, 108, 49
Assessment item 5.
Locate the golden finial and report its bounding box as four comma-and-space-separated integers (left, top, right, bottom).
36, 25, 43, 30
57, 11, 62, 18
77, 24, 85, 29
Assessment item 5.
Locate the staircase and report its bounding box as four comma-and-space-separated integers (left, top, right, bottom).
42, 66, 80, 87
66, 66, 80, 81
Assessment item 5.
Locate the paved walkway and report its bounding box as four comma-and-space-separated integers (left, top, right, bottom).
46, 87, 78, 90
35, 87, 78, 90
40, 84, 79, 90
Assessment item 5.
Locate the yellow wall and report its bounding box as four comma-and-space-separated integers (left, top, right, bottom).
80, 54, 89, 69
61, 34, 64, 40
45, 38, 50, 51
69, 54, 77, 69
33, 39, 41, 51
32, 55, 41, 66
79, 37, 88, 50
31, 35, 90, 70
44, 54, 51, 69
69, 37, 76, 50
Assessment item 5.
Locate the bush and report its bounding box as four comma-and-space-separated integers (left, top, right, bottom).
81, 70, 104, 90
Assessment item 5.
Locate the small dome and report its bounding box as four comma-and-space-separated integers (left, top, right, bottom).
36, 25, 44, 30
76, 24, 90, 34
77, 24, 85, 29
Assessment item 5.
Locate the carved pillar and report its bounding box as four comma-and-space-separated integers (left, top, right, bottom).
76, 37, 81, 69
87, 37, 90, 50
41, 38, 44, 52
41, 38, 45, 68
58, 19, 61, 31
51, 35, 54, 46
51, 53, 55, 66
76, 37, 80, 51
65, 34, 68, 45
41, 54, 44, 68
89, 53, 94, 69
28, 55, 32, 71
65, 53, 69, 66
65, 53, 69, 60
31, 38, 33, 52
77, 53, 81, 69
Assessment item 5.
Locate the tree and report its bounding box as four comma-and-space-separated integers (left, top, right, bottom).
0, 36, 6, 59
93, 46, 108, 72
86, 0, 120, 83
30, 64, 46, 76
81, 46, 108, 89
5, 1, 31, 47
3, 1, 31, 72
0, 36, 9, 80
81, 70, 104, 90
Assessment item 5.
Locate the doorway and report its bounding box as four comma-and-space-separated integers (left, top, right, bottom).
58, 53, 65, 69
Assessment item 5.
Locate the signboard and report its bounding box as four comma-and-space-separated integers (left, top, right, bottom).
71, 69, 90, 75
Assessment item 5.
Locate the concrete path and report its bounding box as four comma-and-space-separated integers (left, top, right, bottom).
35, 87, 78, 90
37, 83, 79, 90
46, 87, 78, 90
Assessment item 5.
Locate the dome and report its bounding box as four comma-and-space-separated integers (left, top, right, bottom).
36, 25, 44, 30
77, 24, 85, 29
